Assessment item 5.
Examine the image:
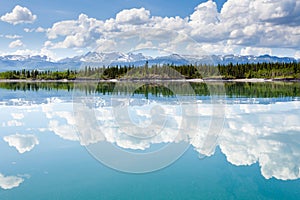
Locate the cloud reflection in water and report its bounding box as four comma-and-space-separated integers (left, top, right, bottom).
1, 97, 300, 180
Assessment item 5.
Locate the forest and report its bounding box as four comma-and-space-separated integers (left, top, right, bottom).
0, 61, 300, 80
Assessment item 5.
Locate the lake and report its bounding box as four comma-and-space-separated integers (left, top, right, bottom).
1, 81, 300, 199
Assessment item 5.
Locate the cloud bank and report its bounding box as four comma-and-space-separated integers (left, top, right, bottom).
221, 101, 300, 180
42, 0, 300, 56
69, 98, 300, 180
1, 92, 300, 180
3, 95, 299, 180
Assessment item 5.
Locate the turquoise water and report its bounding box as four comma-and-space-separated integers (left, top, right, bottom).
1, 144, 300, 199
1, 82, 300, 199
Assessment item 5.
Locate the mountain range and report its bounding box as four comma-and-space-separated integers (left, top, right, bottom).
0, 52, 298, 72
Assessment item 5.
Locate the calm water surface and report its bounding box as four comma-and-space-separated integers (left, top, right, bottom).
0, 81, 300, 199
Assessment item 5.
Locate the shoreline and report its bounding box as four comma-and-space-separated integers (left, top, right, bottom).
0, 78, 299, 83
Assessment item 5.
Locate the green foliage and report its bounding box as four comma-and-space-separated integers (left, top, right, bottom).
0, 69, 77, 80
216, 62, 300, 79
0, 61, 300, 80
75, 61, 300, 80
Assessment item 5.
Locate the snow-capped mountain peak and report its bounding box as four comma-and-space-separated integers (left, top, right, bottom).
0, 52, 298, 72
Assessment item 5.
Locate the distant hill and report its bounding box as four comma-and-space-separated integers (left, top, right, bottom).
0, 52, 298, 72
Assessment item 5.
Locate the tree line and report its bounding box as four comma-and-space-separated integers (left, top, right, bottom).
0, 69, 77, 80
0, 61, 300, 80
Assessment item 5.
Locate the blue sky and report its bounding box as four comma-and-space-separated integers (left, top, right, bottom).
0, 0, 227, 21
0, 0, 299, 60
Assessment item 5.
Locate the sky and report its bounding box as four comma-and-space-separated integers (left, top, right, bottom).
0, 0, 300, 60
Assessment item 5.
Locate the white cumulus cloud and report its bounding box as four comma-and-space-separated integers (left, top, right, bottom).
47, 14, 103, 49
251, 0, 300, 25
0, 5, 37, 25
190, 0, 219, 25
3, 134, 39, 154
116, 7, 150, 25
0, 174, 24, 190
9, 39, 24, 48
48, 120, 78, 141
